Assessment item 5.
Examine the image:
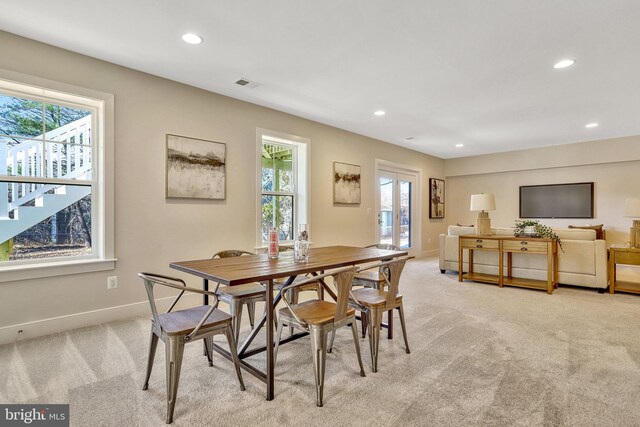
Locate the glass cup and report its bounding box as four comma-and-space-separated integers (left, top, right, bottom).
294, 224, 309, 263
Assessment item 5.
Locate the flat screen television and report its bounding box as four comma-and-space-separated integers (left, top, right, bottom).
519, 182, 594, 219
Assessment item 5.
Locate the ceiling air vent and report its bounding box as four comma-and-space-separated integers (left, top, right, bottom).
235, 78, 261, 89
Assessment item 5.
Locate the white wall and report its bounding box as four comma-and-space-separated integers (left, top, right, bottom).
0, 31, 446, 342
445, 137, 640, 245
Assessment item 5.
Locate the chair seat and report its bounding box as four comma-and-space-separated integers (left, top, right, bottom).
217, 282, 265, 299
279, 300, 355, 326
351, 288, 402, 307
352, 270, 386, 288
157, 305, 231, 335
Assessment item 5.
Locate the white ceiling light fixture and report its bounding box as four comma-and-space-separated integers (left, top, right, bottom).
585, 122, 599, 128
181, 33, 203, 44
553, 59, 576, 69
455, 144, 464, 147
374, 110, 386, 116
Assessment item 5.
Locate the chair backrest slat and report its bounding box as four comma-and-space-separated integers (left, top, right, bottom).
384, 258, 407, 309
213, 249, 255, 259
365, 243, 400, 251
138, 273, 188, 326
333, 269, 357, 324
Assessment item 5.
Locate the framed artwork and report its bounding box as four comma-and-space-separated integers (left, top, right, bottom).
429, 178, 445, 218
166, 134, 226, 199
333, 161, 361, 204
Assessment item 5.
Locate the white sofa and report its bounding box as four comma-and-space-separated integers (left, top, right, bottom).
439, 226, 608, 290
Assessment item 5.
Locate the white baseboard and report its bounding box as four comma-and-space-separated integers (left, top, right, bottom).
0, 294, 201, 346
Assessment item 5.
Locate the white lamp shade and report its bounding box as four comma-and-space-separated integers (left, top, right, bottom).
624, 198, 640, 218
470, 193, 496, 212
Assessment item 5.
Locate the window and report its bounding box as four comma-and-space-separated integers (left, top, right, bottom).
0, 76, 111, 275
257, 129, 308, 246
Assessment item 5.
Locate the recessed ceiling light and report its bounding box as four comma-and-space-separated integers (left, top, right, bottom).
554, 59, 576, 69
374, 110, 386, 116
585, 122, 599, 128
455, 144, 464, 147
182, 33, 203, 44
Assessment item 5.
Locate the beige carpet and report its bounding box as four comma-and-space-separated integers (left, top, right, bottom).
1, 257, 640, 426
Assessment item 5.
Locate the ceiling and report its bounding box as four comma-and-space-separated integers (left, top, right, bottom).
2, 0, 639, 159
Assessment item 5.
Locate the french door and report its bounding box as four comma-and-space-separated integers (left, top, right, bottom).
376, 169, 417, 254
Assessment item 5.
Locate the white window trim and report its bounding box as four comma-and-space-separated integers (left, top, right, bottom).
0, 68, 115, 282
255, 128, 310, 249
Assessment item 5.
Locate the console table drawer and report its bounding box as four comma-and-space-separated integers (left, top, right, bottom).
503, 240, 548, 253
460, 238, 499, 250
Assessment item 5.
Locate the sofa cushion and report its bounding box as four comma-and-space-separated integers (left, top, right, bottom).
553, 228, 596, 241
569, 224, 604, 240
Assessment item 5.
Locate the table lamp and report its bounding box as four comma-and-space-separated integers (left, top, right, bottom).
624, 197, 640, 248
470, 193, 496, 236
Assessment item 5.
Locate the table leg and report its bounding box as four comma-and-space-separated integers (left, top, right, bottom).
609, 253, 615, 294
266, 279, 274, 401
203, 279, 209, 355
547, 243, 553, 294
458, 243, 463, 282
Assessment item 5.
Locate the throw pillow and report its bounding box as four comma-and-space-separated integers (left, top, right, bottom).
568, 224, 604, 240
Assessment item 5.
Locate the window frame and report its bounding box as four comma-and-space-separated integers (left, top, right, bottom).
256, 128, 309, 248
0, 69, 115, 282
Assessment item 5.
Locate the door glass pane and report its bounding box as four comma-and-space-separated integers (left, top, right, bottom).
400, 180, 412, 249
379, 176, 393, 245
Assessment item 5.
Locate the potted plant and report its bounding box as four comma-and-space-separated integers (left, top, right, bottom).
514, 220, 563, 250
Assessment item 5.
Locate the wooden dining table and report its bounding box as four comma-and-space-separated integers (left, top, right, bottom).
169, 245, 408, 400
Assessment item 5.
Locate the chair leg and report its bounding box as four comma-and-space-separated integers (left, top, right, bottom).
142, 328, 159, 390
350, 322, 366, 377
361, 311, 367, 338
398, 304, 410, 354
247, 302, 256, 328
369, 308, 382, 373
230, 300, 243, 345
387, 309, 393, 339
165, 337, 185, 424
224, 325, 246, 391
327, 330, 336, 353
274, 319, 285, 366
288, 290, 297, 336
203, 337, 214, 367
310, 328, 327, 407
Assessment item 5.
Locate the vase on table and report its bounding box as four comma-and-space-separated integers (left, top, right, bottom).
294, 224, 309, 263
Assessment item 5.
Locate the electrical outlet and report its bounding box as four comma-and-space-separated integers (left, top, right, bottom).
107, 276, 118, 290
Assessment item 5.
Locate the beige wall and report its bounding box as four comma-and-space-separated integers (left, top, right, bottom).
0, 31, 446, 335
445, 137, 640, 245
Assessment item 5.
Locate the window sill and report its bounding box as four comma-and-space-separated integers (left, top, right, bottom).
0, 258, 117, 283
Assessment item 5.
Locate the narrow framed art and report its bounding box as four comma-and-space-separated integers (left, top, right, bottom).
429, 178, 445, 218
333, 161, 361, 204
166, 134, 226, 199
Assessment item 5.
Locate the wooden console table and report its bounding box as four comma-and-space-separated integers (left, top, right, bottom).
458, 235, 558, 294
608, 245, 640, 294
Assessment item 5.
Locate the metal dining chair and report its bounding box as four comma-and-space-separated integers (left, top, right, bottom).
212, 250, 266, 343
138, 273, 245, 424
329, 256, 411, 372
274, 266, 366, 407
351, 243, 400, 337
